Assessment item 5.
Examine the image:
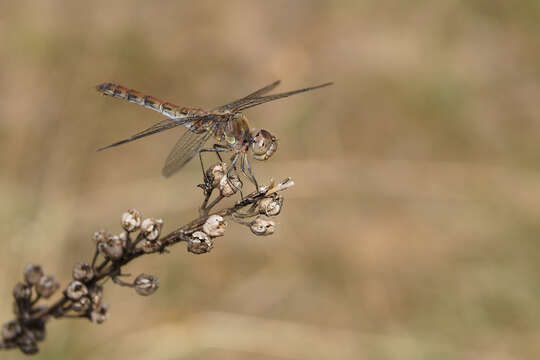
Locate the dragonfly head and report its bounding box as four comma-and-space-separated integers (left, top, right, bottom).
251, 129, 278, 161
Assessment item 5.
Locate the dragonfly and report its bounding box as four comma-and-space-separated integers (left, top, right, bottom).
96, 80, 333, 187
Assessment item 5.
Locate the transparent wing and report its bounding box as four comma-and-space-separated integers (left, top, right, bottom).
224, 82, 333, 112
161, 123, 216, 178
97, 114, 215, 151
217, 80, 281, 111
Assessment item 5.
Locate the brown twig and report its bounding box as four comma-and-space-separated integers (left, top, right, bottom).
0, 166, 292, 355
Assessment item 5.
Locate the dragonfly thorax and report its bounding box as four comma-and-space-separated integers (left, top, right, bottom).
215, 113, 251, 148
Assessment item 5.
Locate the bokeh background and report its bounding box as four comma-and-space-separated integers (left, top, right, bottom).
2, 0, 540, 358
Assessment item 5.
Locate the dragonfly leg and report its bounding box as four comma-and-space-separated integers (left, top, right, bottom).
199, 147, 231, 183
226, 154, 244, 198
244, 153, 259, 190
239, 156, 251, 199
213, 143, 229, 162
240, 153, 258, 190
233, 158, 244, 199
240, 154, 249, 179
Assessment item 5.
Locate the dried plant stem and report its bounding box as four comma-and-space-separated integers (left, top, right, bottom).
1, 174, 292, 355
33, 189, 261, 319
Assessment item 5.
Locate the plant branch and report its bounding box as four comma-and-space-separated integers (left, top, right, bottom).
1, 172, 293, 355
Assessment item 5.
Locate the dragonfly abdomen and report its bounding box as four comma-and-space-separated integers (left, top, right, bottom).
96, 82, 198, 119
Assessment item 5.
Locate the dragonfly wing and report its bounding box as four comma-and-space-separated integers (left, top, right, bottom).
161, 123, 216, 178
242, 80, 282, 98
217, 80, 281, 111
97, 114, 215, 151
227, 82, 334, 112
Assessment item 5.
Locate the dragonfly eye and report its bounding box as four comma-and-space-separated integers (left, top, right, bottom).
252, 129, 278, 161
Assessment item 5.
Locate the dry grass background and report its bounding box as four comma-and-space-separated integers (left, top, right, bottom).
2, 0, 540, 358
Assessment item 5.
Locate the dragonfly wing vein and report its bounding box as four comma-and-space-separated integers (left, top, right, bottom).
217, 80, 281, 111
97, 114, 216, 151
230, 82, 334, 112
97, 118, 183, 151
161, 124, 216, 178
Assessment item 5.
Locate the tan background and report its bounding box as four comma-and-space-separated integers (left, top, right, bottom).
2, 1, 540, 359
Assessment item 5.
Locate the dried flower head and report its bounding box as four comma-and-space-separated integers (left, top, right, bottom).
250, 217, 276, 236
202, 214, 227, 237
270, 177, 295, 193
205, 162, 227, 187
36, 276, 59, 299
13, 282, 32, 301
92, 230, 111, 244
72, 296, 91, 313
118, 231, 128, 247
134, 274, 159, 296
219, 174, 242, 197
260, 177, 295, 195
88, 284, 103, 306
16, 333, 38, 355
121, 209, 142, 232
66, 281, 89, 301
139, 239, 162, 253
72, 262, 94, 282
2, 320, 21, 341
12, 302, 21, 318
187, 231, 214, 254
24, 264, 44, 286
90, 303, 109, 324
98, 235, 124, 261
141, 218, 163, 241
258, 196, 283, 217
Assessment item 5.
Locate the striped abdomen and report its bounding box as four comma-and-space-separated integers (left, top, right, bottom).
96, 82, 203, 119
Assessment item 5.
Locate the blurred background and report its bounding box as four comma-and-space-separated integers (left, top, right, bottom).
2, 0, 540, 358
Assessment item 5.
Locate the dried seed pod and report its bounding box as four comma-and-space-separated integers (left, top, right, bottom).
219, 174, 242, 197
134, 274, 159, 296
98, 235, 124, 261
187, 231, 214, 254
90, 303, 109, 324
258, 196, 283, 217
13, 282, 32, 301
121, 209, 142, 232
139, 239, 162, 253
2, 320, 21, 341
88, 284, 103, 306
72, 262, 94, 282
24, 264, 44, 286
205, 162, 227, 187
66, 281, 88, 301
72, 296, 91, 313
202, 214, 227, 237
250, 217, 276, 236
92, 230, 111, 244
252, 129, 278, 161
271, 177, 295, 192
36, 276, 59, 299
16, 333, 38, 355
118, 232, 128, 248
141, 218, 163, 241
12, 301, 21, 317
